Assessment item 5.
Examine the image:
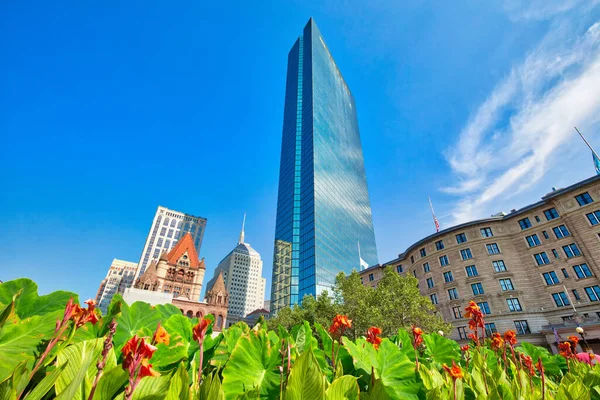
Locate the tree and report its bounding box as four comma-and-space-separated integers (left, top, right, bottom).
268, 267, 451, 338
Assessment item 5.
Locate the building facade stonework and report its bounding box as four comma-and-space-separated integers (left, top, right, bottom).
360, 175, 600, 353
132, 232, 229, 331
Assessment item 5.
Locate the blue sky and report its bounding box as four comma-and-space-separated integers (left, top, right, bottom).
2, 1, 600, 302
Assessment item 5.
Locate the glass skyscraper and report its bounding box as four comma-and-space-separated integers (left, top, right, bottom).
271, 18, 378, 314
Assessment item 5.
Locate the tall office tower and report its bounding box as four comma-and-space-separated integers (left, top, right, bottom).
271, 19, 378, 314
207, 216, 266, 317
96, 259, 138, 314
134, 206, 207, 281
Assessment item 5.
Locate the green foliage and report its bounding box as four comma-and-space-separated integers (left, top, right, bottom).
0, 278, 597, 400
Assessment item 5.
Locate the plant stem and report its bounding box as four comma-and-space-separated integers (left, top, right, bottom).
453, 378, 457, 400
197, 340, 204, 387
88, 319, 117, 400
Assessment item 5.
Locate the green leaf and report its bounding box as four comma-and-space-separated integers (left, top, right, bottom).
0, 312, 59, 381
0, 293, 17, 331
154, 303, 182, 321
114, 299, 161, 351
375, 339, 421, 400
422, 333, 460, 367
361, 379, 390, 400
0, 376, 16, 400
0, 279, 77, 319
166, 362, 190, 400
93, 366, 128, 400
23, 362, 67, 400
221, 330, 281, 400
131, 375, 171, 400
152, 314, 197, 368
325, 376, 359, 400
197, 371, 225, 400
55, 338, 105, 399
211, 325, 243, 369
284, 346, 326, 400
342, 337, 377, 382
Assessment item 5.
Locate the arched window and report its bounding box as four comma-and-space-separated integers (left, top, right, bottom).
217, 315, 223, 329
164, 217, 170, 226
144, 284, 150, 290
170, 219, 176, 228
196, 311, 202, 318
217, 295, 222, 304
186, 310, 193, 318
179, 309, 184, 314
176, 269, 184, 282
166, 268, 176, 280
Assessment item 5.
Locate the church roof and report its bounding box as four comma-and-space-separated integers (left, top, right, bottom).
207, 271, 227, 294
165, 232, 204, 269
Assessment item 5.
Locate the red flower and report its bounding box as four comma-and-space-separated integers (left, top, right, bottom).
520, 353, 535, 376
137, 338, 157, 360
567, 335, 580, 346
329, 315, 352, 337
490, 333, 504, 351
536, 357, 545, 374
71, 299, 100, 328
442, 360, 464, 380
139, 359, 160, 378
503, 330, 517, 347
558, 341, 574, 358
193, 317, 211, 343
366, 326, 382, 349
460, 344, 470, 353
412, 326, 424, 347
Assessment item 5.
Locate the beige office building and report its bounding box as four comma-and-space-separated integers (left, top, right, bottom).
360, 175, 600, 352
95, 259, 139, 314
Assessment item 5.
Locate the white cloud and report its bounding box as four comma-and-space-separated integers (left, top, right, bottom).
502, 0, 598, 21
444, 16, 600, 224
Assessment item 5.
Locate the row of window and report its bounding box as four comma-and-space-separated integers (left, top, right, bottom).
534, 243, 581, 265
423, 228, 494, 258
457, 320, 531, 339
552, 286, 600, 306
427, 274, 514, 293
518, 192, 594, 232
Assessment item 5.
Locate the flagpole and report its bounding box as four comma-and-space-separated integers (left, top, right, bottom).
563, 284, 578, 314
429, 197, 440, 232
575, 127, 600, 159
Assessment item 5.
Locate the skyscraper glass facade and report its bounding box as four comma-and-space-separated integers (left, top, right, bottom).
271, 19, 378, 314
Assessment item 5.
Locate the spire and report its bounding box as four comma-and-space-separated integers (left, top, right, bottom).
238, 213, 246, 244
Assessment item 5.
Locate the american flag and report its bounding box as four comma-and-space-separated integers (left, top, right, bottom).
429, 197, 440, 233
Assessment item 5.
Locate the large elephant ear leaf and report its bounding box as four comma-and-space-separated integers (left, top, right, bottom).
0, 279, 77, 319
114, 299, 161, 351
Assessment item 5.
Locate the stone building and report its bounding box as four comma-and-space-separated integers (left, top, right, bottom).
360, 175, 600, 353
130, 232, 229, 330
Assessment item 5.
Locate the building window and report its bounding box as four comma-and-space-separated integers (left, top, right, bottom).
420, 248, 427, 257
480, 227, 493, 237
586, 211, 600, 225
493, 260, 507, 272
499, 278, 514, 291
435, 240, 444, 250
412, 270, 417, 277
448, 288, 459, 300
460, 248, 473, 260
426, 277, 434, 288
542, 230, 549, 239
584, 286, 600, 301
543, 271, 560, 286
507, 298, 522, 312
562, 243, 581, 258
552, 292, 570, 307
486, 243, 500, 255
525, 234, 541, 247
443, 271, 454, 283
452, 306, 462, 319
544, 208, 559, 220
573, 289, 581, 300
551, 249, 559, 259
561, 268, 569, 278
478, 302, 491, 315
573, 264, 593, 279
439, 255, 449, 266
553, 225, 570, 238
534, 252, 550, 265
457, 326, 468, 339
535, 216, 540, 222
368, 273, 374, 282
430, 293, 438, 304
576, 192, 594, 206
456, 233, 467, 244
485, 323, 497, 336
396, 265, 403, 273
519, 218, 532, 230
471, 282, 484, 295
514, 320, 531, 334
465, 265, 479, 277
410, 255, 414, 264
423, 262, 431, 273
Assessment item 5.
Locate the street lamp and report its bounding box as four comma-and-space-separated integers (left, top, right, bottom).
576, 326, 590, 351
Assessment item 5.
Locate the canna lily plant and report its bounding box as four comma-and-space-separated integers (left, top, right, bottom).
0, 278, 599, 400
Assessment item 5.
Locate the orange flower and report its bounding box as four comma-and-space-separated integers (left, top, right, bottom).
490, 333, 504, 351
329, 315, 352, 336
153, 323, 170, 345
460, 344, 470, 353
139, 359, 160, 378
366, 326, 382, 349
412, 326, 424, 347
70, 299, 100, 328
464, 301, 482, 320
137, 338, 157, 360
443, 360, 464, 380
558, 341, 573, 358
503, 330, 517, 346
567, 335, 580, 346
193, 317, 211, 343
520, 353, 535, 376
122, 335, 140, 358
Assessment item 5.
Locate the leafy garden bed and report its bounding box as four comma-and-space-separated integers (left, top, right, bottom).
0, 278, 598, 399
